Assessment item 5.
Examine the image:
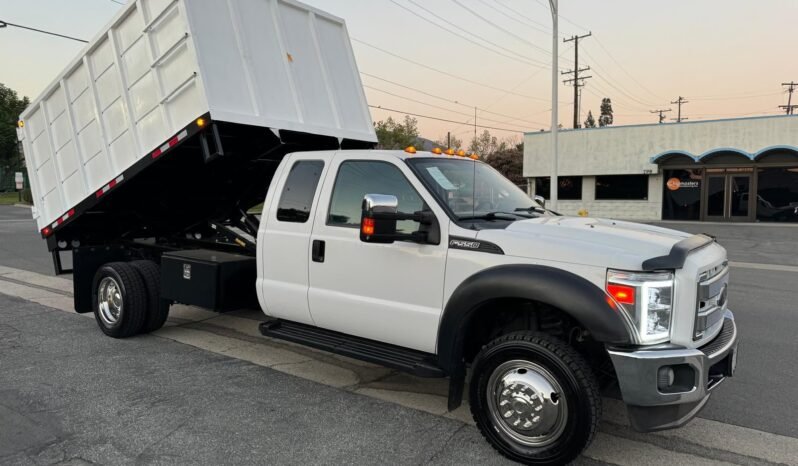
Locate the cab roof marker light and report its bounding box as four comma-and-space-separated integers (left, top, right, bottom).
444, 148, 455, 156
404, 146, 417, 154
432, 148, 443, 155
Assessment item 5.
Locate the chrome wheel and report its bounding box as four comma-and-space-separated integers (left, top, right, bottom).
486, 359, 569, 447
97, 276, 123, 326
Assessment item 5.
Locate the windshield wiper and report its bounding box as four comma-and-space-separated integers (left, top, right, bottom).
458, 211, 531, 221
514, 206, 546, 214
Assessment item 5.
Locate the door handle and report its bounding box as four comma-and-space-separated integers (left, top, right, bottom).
312, 240, 325, 263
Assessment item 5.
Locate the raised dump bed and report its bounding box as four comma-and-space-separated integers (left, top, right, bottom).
17, 0, 376, 246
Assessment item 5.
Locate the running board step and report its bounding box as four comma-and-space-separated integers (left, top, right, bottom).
259, 320, 446, 378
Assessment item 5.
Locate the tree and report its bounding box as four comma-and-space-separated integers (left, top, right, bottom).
599, 98, 614, 127
584, 110, 596, 128
0, 83, 30, 173
435, 133, 462, 150
486, 143, 524, 187
374, 115, 420, 150
468, 130, 508, 158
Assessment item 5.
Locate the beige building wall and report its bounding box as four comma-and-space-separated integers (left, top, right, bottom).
523, 115, 798, 220
523, 115, 798, 178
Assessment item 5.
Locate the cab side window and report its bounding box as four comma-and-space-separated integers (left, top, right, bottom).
328, 161, 424, 233
276, 161, 324, 223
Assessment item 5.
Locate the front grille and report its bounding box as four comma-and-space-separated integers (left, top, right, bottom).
700, 315, 735, 358
694, 263, 729, 341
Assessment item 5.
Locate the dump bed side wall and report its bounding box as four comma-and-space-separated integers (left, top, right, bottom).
18, 0, 209, 231
185, 0, 376, 143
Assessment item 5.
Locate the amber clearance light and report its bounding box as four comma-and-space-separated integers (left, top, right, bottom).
361, 217, 375, 236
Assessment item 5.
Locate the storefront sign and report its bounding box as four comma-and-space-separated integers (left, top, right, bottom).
667, 177, 700, 191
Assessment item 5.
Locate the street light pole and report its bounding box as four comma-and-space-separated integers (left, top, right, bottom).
548, 0, 559, 210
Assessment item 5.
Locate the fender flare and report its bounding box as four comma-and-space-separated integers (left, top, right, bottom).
436, 264, 631, 374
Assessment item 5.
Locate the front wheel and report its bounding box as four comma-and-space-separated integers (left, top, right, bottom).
469, 332, 601, 465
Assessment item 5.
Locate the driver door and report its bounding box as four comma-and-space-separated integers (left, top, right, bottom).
307, 155, 448, 353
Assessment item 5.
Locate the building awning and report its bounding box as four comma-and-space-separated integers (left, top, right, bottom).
650, 145, 798, 164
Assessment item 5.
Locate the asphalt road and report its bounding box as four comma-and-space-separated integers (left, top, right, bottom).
1, 205, 797, 463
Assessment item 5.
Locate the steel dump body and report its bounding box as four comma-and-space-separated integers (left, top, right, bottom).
17, 0, 376, 236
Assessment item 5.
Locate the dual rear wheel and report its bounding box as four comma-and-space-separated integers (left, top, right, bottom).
92, 261, 170, 338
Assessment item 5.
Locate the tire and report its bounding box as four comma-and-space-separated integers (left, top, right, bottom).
92, 262, 148, 338
469, 332, 601, 465
130, 260, 171, 334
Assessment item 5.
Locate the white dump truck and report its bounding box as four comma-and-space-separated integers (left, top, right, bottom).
17, 1, 738, 464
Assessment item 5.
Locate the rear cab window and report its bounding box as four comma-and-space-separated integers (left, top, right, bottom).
276, 160, 324, 223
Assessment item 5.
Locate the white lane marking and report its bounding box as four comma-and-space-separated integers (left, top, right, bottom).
730, 261, 798, 273
0, 219, 34, 223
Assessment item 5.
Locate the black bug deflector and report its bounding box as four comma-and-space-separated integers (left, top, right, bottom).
641, 234, 716, 271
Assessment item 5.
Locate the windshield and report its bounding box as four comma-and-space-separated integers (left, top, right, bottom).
407, 158, 545, 222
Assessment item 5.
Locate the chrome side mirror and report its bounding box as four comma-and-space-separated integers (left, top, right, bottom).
534, 195, 546, 209
360, 194, 399, 243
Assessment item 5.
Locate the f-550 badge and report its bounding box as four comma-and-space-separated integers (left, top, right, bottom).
447, 236, 504, 254
450, 239, 481, 249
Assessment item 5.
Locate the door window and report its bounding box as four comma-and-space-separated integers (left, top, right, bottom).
707, 176, 725, 217
276, 160, 324, 223
328, 161, 424, 234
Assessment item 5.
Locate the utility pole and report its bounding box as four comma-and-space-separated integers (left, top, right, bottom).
650, 108, 671, 124
447, 131, 451, 149
561, 32, 592, 129
548, 0, 559, 210
474, 107, 477, 142
779, 82, 798, 115
670, 96, 688, 123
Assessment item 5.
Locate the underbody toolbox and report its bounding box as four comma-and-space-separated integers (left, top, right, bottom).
161, 249, 256, 311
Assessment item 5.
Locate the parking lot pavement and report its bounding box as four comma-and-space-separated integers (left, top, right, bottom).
2, 266, 798, 465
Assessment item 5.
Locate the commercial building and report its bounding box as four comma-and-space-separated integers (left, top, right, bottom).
523, 115, 798, 222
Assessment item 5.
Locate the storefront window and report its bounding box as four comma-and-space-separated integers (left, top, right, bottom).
662, 169, 702, 220
595, 175, 649, 200
756, 168, 798, 222
534, 176, 582, 200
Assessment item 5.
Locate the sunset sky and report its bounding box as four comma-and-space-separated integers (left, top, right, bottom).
2, 0, 796, 145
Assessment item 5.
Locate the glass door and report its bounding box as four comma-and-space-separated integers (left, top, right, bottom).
704, 173, 753, 221
706, 175, 727, 220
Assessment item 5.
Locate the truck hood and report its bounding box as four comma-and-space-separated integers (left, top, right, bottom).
476, 216, 692, 270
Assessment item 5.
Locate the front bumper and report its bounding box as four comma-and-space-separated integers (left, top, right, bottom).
607, 310, 738, 432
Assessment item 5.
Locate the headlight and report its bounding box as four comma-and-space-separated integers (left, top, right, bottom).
606, 270, 674, 345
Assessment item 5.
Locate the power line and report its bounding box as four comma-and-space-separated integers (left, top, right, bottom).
495, 0, 558, 36
352, 38, 551, 102
369, 105, 524, 133
450, 0, 554, 59
670, 96, 689, 122
363, 84, 532, 129
592, 36, 664, 101
390, 0, 547, 68
480, 0, 551, 36
650, 108, 671, 124
360, 72, 548, 126
0, 19, 88, 43
109, 0, 125, 5
692, 91, 783, 101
